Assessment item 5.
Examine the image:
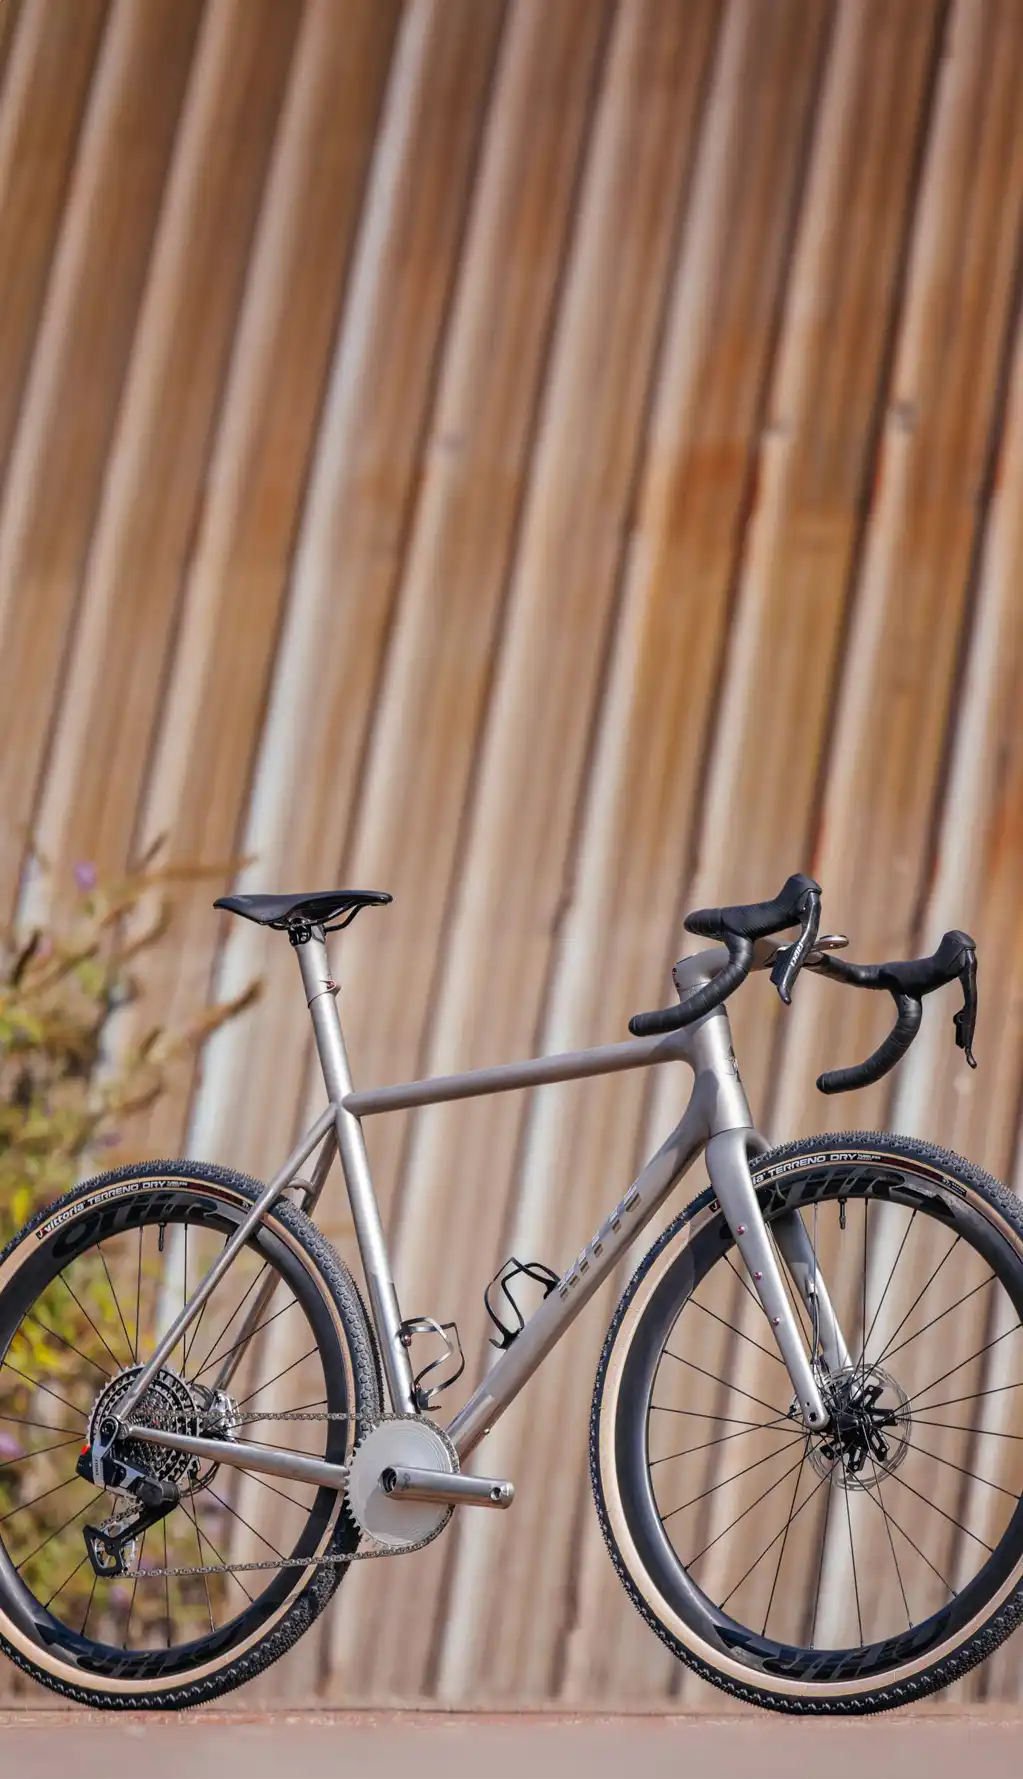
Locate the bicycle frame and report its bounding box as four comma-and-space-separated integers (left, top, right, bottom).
114, 929, 851, 1490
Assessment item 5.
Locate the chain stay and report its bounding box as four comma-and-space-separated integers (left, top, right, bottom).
129, 1406, 436, 1578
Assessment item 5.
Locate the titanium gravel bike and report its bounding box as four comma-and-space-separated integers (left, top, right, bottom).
2, 874, 1020, 1714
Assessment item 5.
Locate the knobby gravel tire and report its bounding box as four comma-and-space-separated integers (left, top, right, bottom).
591, 1131, 1023, 1714
0, 1160, 382, 1710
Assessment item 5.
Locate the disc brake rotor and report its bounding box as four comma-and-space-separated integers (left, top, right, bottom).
807, 1364, 912, 1489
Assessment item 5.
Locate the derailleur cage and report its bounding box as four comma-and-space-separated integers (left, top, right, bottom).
77, 1443, 180, 1577
484, 1256, 560, 1351
398, 1316, 465, 1411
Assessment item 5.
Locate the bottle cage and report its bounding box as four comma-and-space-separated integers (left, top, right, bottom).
484, 1257, 561, 1351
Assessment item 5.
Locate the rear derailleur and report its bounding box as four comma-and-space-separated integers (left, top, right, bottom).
76, 1436, 179, 1578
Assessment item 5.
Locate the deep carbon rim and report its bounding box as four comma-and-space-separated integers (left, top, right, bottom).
0, 1170, 357, 1690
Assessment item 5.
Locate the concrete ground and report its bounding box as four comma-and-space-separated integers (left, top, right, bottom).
2, 1708, 1023, 1779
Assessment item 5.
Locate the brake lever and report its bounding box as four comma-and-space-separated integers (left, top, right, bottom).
954, 945, 978, 1068
769, 885, 822, 1005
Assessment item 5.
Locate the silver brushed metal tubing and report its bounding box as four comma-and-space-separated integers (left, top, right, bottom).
772, 1208, 853, 1373
297, 934, 416, 1416
445, 1087, 713, 1460
343, 1029, 690, 1118
125, 1423, 347, 1491
113, 1103, 339, 1423
704, 1127, 827, 1425
383, 1467, 514, 1509
212, 1126, 339, 1394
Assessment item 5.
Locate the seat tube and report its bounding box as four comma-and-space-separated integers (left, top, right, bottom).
295, 931, 415, 1415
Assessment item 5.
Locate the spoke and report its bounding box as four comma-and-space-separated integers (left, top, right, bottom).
859, 1195, 868, 1382
97, 1244, 135, 1365
689, 1295, 785, 1364
913, 1416, 1023, 1440
918, 1381, 1023, 1415
883, 1275, 996, 1368
42, 1549, 91, 1610
872, 1234, 960, 1371
234, 1403, 330, 1446
866, 1454, 911, 1630
724, 1252, 769, 1318
650, 1417, 795, 1466
686, 1448, 811, 1568
180, 1495, 215, 1632
809, 1466, 836, 1647
0, 1414, 81, 1436
661, 1437, 805, 1523
188, 1252, 268, 1376
1, 1471, 83, 1522
1, 1360, 87, 1421
236, 1346, 320, 1408
172, 1217, 189, 1372
860, 1210, 916, 1365
205, 1485, 286, 1560
662, 1349, 783, 1419
844, 1475, 863, 1646
761, 1451, 809, 1635
649, 1406, 786, 1430
885, 1467, 993, 1552
124, 1530, 146, 1647
244, 1470, 310, 1511
81, 1570, 98, 1638
0, 1437, 80, 1472
57, 1271, 124, 1374
183, 1515, 254, 1605
16, 1497, 94, 1571
717, 1466, 830, 1617
908, 1323, 1020, 1408
191, 1298, 297, 1384
134, 1227, 144, 1364
906, 1437, 1018, 1500
858, 1487, 954, 1596
164, 1520, 171, 1649
23, 1311, 111, 1381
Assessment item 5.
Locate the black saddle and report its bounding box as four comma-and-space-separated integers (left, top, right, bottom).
214, 890, 392, 933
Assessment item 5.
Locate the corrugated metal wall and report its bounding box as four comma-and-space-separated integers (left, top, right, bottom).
3, 0, 1023, 1707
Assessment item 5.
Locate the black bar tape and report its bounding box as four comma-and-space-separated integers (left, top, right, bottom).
684, 873, 821, 942
628, 935, 754, 1037
817, 992, 922, 1095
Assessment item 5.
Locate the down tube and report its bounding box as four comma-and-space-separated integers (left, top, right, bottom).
444, 1096, 711, 1461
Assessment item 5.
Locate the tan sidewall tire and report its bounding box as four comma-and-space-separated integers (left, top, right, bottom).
592, 1134, 1023, 1712
0, 1163, 380, 1707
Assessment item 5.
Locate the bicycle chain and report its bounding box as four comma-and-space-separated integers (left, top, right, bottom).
129, 1408, 438, 1579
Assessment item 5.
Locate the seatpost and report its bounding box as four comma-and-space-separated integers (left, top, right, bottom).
294, 926, 415, 1415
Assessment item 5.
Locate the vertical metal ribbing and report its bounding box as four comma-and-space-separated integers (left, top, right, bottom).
296, 930, 416, 1415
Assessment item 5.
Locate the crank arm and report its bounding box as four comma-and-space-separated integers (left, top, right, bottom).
125, 1424, 348, 1492
381, 1466, 514, 1510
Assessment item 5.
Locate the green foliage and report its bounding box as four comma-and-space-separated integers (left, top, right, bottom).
0, 860, 257, 1250
0, 860, 257, 1637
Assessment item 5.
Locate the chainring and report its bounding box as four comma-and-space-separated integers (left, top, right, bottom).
346, 1414, 458, 1551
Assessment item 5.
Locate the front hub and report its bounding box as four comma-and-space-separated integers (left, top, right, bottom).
807, 1364, 911, 1488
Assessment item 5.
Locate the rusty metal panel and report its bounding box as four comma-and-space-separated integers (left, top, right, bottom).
6, 0, 1023, 1710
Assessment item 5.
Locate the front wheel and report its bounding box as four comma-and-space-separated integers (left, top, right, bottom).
592, 1132, 1023, 1713
0, 1161, 381, 1708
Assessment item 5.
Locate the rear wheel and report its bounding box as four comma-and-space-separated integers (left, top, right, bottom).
593, 1132, 1023, 1712
0, 1161, 380, 1708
